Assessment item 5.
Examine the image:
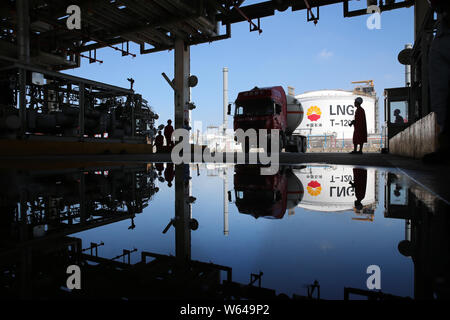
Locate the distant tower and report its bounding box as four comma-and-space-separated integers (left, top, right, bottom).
223, 67, 228, 133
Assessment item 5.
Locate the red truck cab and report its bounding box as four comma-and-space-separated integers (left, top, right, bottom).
233, 86, 287, 133
234, 165, 288, 219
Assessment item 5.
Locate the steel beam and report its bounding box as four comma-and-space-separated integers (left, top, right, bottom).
0, 59, 134, 94
16, 0, 30, 63
174, 38, 190, 129
343, 0, 414, 18
173, 38, 192, 263
175, 164, 191, 263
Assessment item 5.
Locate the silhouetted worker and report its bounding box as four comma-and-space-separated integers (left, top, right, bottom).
155, 130, 164, 152
164, 163, 174, 188
164, 119, 174, 147
394, 109, 404, 124
350, 168, 367, 211
184, 119, 191, 131
394, 184, 402, 197
424, 0, 450, 163
0, 81, 14, 106
155, 163, 164, 176
349, 97, 367, 154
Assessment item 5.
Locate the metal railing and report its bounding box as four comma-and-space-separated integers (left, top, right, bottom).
306, 134, 386, 152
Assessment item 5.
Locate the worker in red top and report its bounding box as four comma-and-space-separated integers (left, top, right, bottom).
349, 97, 367, 154
164, 163, 174, 188
350, 168, 367, 211
164, 119, 174, 147
154, 130, 164, 152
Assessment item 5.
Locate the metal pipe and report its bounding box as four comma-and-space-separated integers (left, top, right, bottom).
405, 43, 412, 87
174, 38, 190, 129
233, 4, 262, 33
405, 219, 411, 241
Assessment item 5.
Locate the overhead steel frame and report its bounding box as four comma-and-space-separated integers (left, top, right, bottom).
343, 0, 415, 17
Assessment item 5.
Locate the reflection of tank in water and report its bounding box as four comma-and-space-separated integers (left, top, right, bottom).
293, 165, 378, 220
233, 165, 304, 219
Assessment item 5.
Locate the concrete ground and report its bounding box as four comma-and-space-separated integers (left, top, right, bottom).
1, 151, 449, 204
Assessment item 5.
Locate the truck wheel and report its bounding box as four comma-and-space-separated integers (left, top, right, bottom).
300, 136, 307, 153
279, 136, 285, 153
287, 144, 299, 153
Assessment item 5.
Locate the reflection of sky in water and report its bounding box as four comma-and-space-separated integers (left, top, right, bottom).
74, 165, 414, 300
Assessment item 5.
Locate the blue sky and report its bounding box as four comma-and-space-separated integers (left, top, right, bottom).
65, 2, 414, 129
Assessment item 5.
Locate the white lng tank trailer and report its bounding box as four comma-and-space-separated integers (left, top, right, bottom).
294, 89, 379, 140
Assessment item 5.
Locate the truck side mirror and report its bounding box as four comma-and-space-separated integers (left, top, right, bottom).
275, 191, 282, 202
275, 104, 282, 115
227, 103, 232, 115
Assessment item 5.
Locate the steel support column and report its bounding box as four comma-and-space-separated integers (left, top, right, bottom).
174, 38, 192, 263
16, 0, 30, 137
78, 83, 85, 138
414, 0, 429, 40
414, 0, 433, 118
174, 38, 190, 129
16, 0, 30, 63
175, 164, 191, 262
79, 172, 86, 223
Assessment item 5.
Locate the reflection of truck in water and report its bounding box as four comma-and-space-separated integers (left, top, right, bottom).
230, 86, 307, 153
233, 165, 304, 219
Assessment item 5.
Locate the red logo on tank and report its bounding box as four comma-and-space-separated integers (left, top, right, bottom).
307, 180, 322, 196
306, 106, 321, 122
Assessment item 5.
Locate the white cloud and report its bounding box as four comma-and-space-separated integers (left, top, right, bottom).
318, 49, 334, 59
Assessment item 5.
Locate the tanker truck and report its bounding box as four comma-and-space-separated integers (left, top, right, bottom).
228, 86, 307, 153
233, 165, 304, 219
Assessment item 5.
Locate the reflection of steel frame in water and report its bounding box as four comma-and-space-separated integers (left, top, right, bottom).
0, 164, 158, 243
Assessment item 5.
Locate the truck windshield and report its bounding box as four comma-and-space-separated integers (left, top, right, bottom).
235, 99, 274, 116
236, 190, 276, 204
